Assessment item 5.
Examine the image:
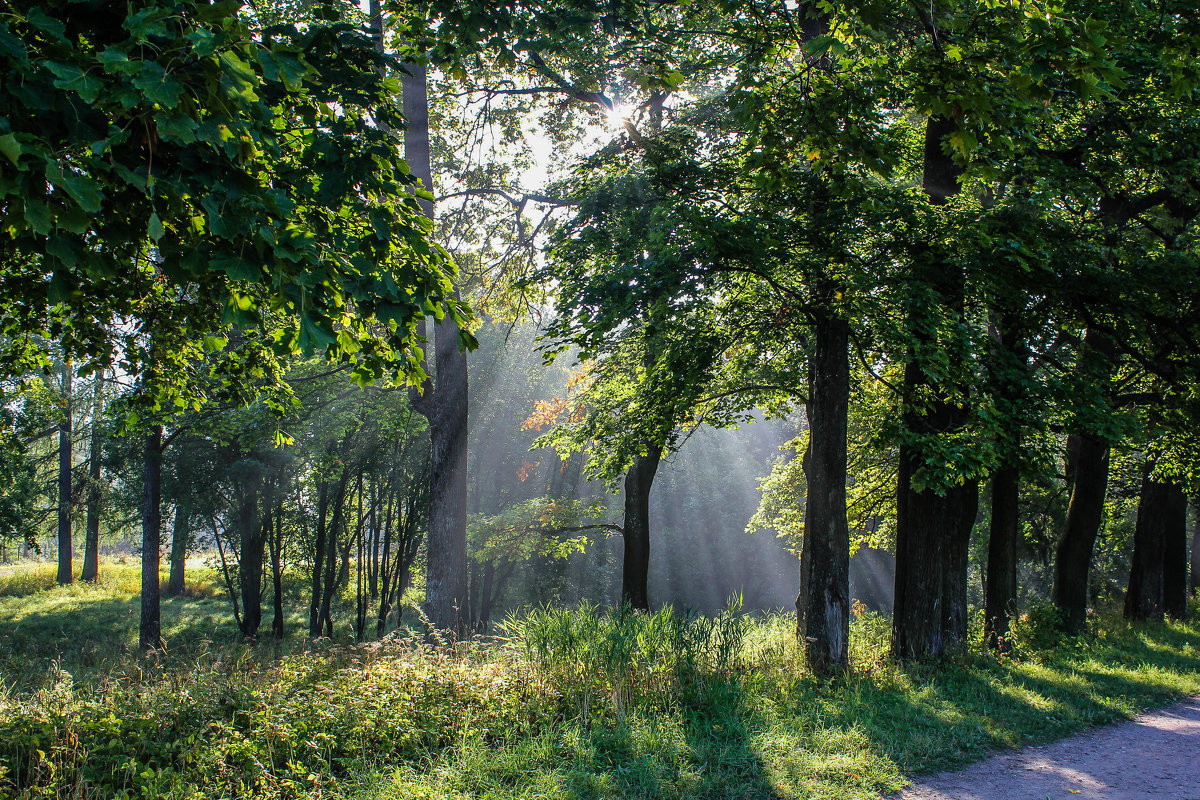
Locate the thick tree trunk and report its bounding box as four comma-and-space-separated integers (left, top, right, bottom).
1052, 433, 1110, 632
238, 482, 264, 639
622, 447, 661, 611
139, 426, 163, 651
891, 116, 979, 660
1052, 330, 1117, 632
1125, 465, 1185, 621
166, 503, 188, 595
81, 372, 101, 582
1162, 482, 1188, 620
985, 465, 1020, 650
396, 35, 471, 637
799, 312, 850, 674
57, 362, 73, 585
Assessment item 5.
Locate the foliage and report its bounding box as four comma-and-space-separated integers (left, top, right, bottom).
0, 0, 466, 400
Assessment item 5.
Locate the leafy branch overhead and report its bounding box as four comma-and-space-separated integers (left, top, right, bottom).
0, 0, 470, 403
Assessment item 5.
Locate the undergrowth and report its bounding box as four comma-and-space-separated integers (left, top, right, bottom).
1, 569, 1198, 800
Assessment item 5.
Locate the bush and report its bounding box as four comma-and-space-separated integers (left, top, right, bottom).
1009, 600, 1066, 653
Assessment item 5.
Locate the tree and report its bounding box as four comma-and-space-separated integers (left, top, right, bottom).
56, 360, 72, 584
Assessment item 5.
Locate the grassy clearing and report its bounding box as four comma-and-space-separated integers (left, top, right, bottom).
1, 564, 1198, 800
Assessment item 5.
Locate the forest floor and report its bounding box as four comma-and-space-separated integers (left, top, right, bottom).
894, 696, 1200, 799
1, 560, 1200, 800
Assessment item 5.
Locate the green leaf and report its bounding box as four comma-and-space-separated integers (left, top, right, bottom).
148, 212, 164, 242
45, 61, 102, 103
133, 62, 184, 108
45, 165, 103, 214
0, 133, 22, 167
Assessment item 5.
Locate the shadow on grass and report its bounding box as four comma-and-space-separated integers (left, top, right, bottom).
0, 589, 238, 684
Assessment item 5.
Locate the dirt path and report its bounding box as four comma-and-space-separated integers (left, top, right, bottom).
894, 697, 1200, 800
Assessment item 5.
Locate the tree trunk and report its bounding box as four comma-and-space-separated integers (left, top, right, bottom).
1162, 481, 1188, 620
1190, 501, 1199, 596
799, 311, 850, 674
318, 488, 344, 637
1052, 433, 1110, 632
621, 447, 661, 611
166, 503, 188, 595
1052, 330, 1117, 632
238, 482, 264, 639
309, 480, 329, 637
57, 362, 73, 585
985, 465, 1019, 650
891, 116, 979, 660
392, 26, 471, 637
81, 371, 101, 582
377, 492, 395, 637
271, 505, 285, 639
139, 426, 163, 651
1124, 464, 1184, 621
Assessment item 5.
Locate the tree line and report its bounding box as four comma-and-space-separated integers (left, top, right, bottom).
1, 0, 1198, 672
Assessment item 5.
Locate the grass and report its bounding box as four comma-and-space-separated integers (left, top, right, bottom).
1, 560, 1198, 800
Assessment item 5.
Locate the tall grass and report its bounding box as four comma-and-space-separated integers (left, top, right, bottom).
499, 600, 748, 723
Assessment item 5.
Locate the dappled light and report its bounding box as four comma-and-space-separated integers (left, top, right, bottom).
2, 0, 1199, 798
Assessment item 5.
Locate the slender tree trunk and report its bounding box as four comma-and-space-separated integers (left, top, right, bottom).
57, 362, 73, 584
271, 505, 285, 639
477, 561, 496, 632
1124, 464, 1184, 622
139, 426, 163, 651
309, 481, 329, 637
892, 116, 978, 660
81, 372, 102, 582
318, 497, 343, 637
799, 311, 850, 674
985, 465, 1020, 650
166, 503, 188, 595
621, 447, 661, 611
1190, 501, 1199, 596
368, 479, 379, 599
377, 493, 395, 636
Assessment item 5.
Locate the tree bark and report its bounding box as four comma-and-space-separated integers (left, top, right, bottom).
1190, 501, 1199, 596
1052, 434, 1110, 631
139, 426, 163, 651
799, 311, 850, 674
622, 447, 662, 611
57, 362, 73, 585
985, 465, 1019, 650
1052, 329, 1117, 632
309, 479, 329, 637
166, 503, 188, 595
1162, 481, 1188, 620
891, 115, 979, 660
81, 371, 101, 582
237, 480, 264, 639
392, 20, 471, 637
1124, 464, 1185, 621
270, 504, 285, 639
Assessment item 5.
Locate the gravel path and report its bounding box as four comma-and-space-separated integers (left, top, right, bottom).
894, 697, 1200, 800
